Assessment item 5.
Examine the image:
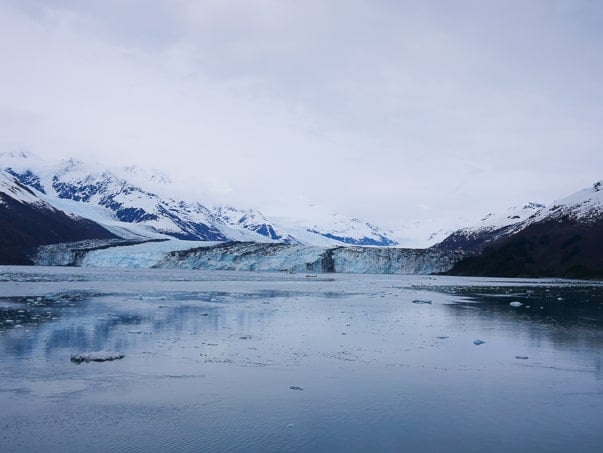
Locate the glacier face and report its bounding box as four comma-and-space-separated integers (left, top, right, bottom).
31, 240, 466, 274
153, 242, 466, 274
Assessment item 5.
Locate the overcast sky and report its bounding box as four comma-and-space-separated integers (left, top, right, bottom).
1, 0, 602, 239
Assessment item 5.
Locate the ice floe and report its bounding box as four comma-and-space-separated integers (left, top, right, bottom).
70, 351, 125, 363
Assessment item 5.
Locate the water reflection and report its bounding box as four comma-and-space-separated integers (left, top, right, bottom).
1, 271, 603, 452
430, 285, 603, 376
0, 291, 290, 359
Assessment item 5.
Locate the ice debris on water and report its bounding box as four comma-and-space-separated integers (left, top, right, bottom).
289, 386, 304, 391
128, 330, 142, 334
412, 300, 432, 305
473, 339, 486, 345
510, 301, 522, 307
70, 351, 125, 363
515, 356, 528, 360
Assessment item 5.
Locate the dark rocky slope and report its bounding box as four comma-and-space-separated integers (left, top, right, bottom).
445, 218, 603, 279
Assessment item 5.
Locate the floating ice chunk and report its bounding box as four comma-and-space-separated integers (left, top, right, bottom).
412, 300, 432, 305
71, 351, 125, 363
473, 339, 486, 345
510, 301, 522, 307
128, 330, 142, 334
289, 386, 304, 391
515, 356, 528, 360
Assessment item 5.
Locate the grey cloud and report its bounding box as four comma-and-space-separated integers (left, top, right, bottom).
1, 1, 602, 240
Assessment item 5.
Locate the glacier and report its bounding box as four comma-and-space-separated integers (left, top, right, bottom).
30, 240, 467, 274
31, 240, 466, 274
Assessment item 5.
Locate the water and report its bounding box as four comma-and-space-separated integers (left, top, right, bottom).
1, 267, 602, 452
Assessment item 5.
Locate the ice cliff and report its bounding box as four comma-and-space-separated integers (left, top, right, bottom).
31, 240, 465, 274
153, 242, 466, 274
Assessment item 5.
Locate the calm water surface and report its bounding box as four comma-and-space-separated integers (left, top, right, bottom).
1, 267, 602, 452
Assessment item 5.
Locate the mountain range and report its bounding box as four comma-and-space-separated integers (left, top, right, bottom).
1, 151, 601, 277
0, 151, 397, 262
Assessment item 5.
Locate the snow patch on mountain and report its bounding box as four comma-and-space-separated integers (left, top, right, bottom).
533, 181, 603, 223
306, 214, 398, 246
213, 206, 296, 243
0, 170, 46, 207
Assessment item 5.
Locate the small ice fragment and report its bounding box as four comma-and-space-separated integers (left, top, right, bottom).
510, 301, 522, 307
473, 339, 486, 345
289, 386, 304, 391
70, 351, 125, 363
515, 356, 528, 360
412, 300, 432, 305
128, 330, 142, 334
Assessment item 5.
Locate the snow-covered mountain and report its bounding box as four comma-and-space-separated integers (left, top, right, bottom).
436, 180, 603, 253
440, 180, 603, 278
532, 181, 603, 223
0, 151, 398, 247
306, 214, 398, 246
212, 206, 297, 243
0, 168, 117, 264
0, 168, 46, 208
433, 202, 546, 252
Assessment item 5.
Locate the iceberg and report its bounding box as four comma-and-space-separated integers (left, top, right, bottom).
70, 351, 125, 363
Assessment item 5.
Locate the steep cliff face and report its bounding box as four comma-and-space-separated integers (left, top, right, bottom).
153, 242, 465, 274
